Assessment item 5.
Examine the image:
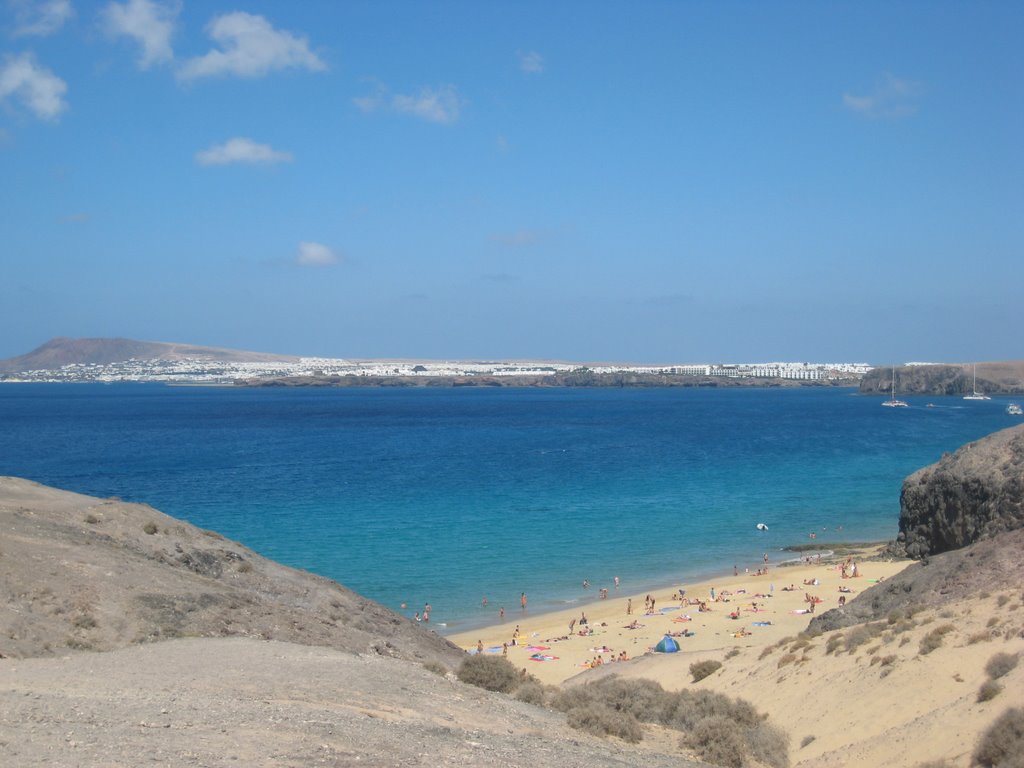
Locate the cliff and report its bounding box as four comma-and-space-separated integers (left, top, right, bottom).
896, 424, 1024, 559
859, 361, 1024, 396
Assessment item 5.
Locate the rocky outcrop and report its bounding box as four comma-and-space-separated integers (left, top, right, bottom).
859, 361, 1024, 396
895, 425, 1024, 559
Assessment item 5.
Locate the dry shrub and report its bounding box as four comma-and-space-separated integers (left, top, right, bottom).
825, 634, 845, 655
565, 708, 643, 741
800, 734, 816, 748
513, 679, 548, 706
985, 653, 1019, 680
844, 625, 873, 654
978, 680, 1004, 703
970, 631, 995, 645
691, 659, 723, 682
789, 635, 812, 652
973, 707, 1024, 767
746, 722, 790, 768
143, 521, 158, 535
988, 617, 1001, 628
457, 655, 520, 693
422, 660, 447, 677
759, 646, 776, 660
777, 653, 797, 668
683, 715, 748, 768
919, 624, 955, 655
84, 513, 100, 524
554, 675, 787, 767
725, 648, 741, 660
998, 595, 1011, 608
567, 703, 643, 743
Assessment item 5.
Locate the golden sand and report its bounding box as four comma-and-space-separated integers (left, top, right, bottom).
449, 549, 911, 686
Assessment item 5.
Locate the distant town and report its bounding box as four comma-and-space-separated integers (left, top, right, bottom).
2, 357, 873, 385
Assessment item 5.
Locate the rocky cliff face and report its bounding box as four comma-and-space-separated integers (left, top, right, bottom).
859, 362, 1024, 396
895, 424, 1024, 559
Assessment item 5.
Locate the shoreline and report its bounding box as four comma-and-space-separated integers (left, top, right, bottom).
435, 541, 882, 637
448, 543, 912, 686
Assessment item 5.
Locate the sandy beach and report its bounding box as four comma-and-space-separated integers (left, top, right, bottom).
450, 547, 911, 686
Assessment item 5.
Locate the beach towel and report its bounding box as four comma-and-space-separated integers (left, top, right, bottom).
525, 645, 550, 652
660, 606, 679, 614
752, 621, 772, 626
528, 653, 558, 662
791, 609, 809, 615
671, 616, 692, 623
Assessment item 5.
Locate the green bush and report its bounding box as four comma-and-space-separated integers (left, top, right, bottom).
985, 653, 1019, 680
691, 659, 723, 682
456, 654, 520, 693
567, 703, 643, 743
973, 707, 1024, 767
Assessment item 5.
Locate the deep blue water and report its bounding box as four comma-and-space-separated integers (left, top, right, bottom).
1, 384, 1018, 631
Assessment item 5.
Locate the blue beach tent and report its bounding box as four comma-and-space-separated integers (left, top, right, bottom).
654, 635, 679, 653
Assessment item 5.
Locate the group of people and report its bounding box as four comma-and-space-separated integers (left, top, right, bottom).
584, 649, 629, 668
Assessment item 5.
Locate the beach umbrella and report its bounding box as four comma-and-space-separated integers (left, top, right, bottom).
654, 635, 679, 653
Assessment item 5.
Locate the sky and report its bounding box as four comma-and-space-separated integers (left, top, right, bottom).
1, 1, 1021, 364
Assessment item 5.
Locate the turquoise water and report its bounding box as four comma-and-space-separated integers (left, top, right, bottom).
0, 384, 1017, 632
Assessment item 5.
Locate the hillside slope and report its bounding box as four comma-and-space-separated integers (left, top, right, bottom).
0, 337, 297, 372
0, 477, 459, 667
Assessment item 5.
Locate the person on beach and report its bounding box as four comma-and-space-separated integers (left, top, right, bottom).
414, 612, 421, 622
582, 579, 590, 589
477, 640, 483, 654
580, 611, 588, 626
502, 642, 508, 655
569, 618, 576, 633
499, 606, 505, 620
626, 598, 632, 615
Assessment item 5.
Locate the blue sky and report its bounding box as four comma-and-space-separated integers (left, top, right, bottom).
1, 1, 1021, 363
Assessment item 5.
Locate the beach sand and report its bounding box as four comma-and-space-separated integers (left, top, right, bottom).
449, 548, 909, 687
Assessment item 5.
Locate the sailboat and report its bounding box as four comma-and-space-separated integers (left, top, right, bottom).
882, 367, 908, 407
963, 364, 991, 401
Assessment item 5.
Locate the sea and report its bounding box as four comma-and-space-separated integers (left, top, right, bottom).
1, 384, 1018, 633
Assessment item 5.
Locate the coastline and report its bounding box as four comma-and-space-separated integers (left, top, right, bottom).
448, 543, 913, 686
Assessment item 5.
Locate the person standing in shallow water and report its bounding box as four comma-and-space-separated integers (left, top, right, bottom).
520, 592, 527, 611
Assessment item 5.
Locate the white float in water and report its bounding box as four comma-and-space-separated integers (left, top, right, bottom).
756, 523, 769, 531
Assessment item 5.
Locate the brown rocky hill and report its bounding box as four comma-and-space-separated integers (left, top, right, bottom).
859, 361, 1024, 396
897, 423, 1024, 559
0, 337, 297, 372
0, 477, 460, 667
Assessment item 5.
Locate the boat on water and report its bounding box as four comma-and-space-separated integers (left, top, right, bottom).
882, 367, 908, 408
1009, 403, 1023, 416
964, 364, 991, 400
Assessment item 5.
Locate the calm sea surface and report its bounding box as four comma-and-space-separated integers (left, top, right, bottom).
1, 384, 1017, 631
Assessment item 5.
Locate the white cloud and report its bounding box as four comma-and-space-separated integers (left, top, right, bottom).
10, 0, 73, 37
195, 137, 293, 166
101, 0, 178, 69
296, 241, 338, 267
0, 52, 67, 120
354, 82, 462, 125
178, 12, 325, 81
392, 85, 460, 124
517, 50, 543, 74
843, 73, 922, 118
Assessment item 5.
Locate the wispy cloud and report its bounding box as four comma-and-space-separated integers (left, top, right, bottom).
178, 12, 325, 81
490, 229, 542, 247
101, 0, 178, 69
517, 50, 543, 74
0, 52, 67, 120
296, 241, 338, 267
496, 134, 510, 153
195, 137, 293, 166
843, 73, 922, 118
62, 212, 89, 223
10, 0, 73, 37
354, 82, 462, 125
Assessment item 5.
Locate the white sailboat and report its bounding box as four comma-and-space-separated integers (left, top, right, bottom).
882, 367, 908, 407
963, 364, 991, 401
